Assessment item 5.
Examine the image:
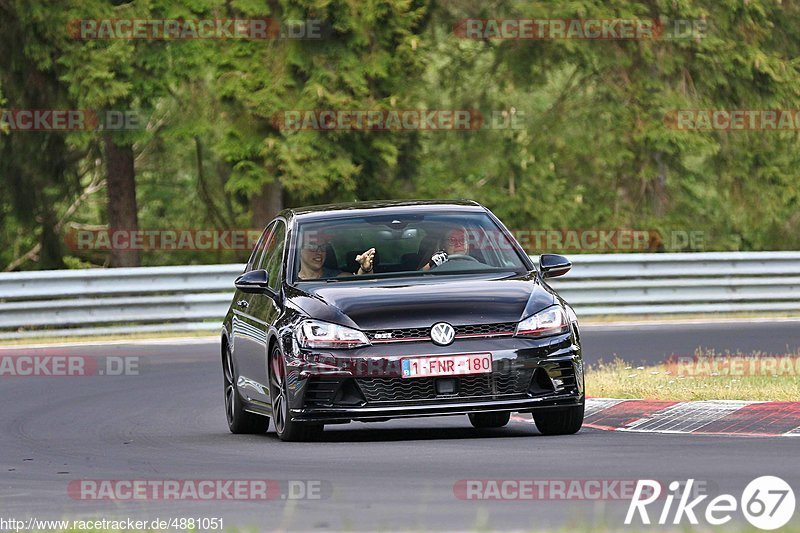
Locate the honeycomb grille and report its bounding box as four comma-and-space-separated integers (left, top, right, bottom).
367, 327, 430, 341
303, 378, 342, 407
356, 369, 533, 404
366, 322, 517, 343
548, 360, 577, 389
456, 322, 517, 337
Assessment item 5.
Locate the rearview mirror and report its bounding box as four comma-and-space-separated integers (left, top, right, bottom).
235, 269, 270, 293
539, 254, 571, 278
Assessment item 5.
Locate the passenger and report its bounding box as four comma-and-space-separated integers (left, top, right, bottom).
419, 226, 469, 270
298, 241, 375, 280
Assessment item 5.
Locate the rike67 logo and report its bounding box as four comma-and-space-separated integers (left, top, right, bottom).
626, 476, 796, 530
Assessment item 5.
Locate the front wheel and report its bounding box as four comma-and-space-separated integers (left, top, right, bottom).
270, 346, 323, 442
532, 403, 584, 435
223, 343, 269, 434
468, 411, 511, 428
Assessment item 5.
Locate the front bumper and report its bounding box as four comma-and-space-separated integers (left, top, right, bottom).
290, 394, 584, 423
283, 330, 584, 423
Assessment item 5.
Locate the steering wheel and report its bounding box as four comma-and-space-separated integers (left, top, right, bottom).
429, 254, 481, 271
445, 254, 479, 263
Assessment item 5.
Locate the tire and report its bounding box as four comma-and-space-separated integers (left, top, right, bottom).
269, 345, 324, 442
532, 403, 585, 435
468, 411, 511, 428
223, 342, 269, 434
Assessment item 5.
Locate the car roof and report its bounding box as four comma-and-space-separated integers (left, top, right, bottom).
280, 199, 485, 222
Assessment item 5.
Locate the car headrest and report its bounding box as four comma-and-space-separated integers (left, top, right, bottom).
323, 243, 339, 271
400, 253, 420, 271
416, 235, 439, 269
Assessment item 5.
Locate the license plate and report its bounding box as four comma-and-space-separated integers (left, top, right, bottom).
401, 353, 492, 379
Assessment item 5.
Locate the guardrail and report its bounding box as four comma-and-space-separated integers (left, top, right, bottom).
1, 252, 798, 339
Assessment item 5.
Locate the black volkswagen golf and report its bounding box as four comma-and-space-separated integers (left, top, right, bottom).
221, 200, 584, 441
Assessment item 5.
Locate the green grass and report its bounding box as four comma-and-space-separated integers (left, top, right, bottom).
588, 351, 800, 401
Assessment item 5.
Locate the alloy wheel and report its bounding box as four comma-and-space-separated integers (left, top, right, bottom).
224, 345, 236, 425
270, 348, 287, 434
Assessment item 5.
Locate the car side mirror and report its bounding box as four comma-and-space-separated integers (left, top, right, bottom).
539, 254, 571, 278
235, 269, 270, 293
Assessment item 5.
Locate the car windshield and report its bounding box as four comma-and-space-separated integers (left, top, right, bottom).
292, 211, 529, 282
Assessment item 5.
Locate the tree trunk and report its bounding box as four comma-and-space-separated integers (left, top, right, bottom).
251, 179, 283, 228
651, 152, 668, 217
39, 208, 66, 269
104, 134, 140, 267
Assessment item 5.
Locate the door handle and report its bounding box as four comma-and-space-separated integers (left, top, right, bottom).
237, 299, 249, 309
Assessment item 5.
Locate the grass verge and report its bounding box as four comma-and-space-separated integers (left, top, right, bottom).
587, 351, 800, 401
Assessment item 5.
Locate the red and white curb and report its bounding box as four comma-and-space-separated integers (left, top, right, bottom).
515, 398, 800, 437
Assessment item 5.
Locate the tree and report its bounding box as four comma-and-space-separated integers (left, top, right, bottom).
0, 0, 87, 270
215, 0, 429, 225
2, 0, 799, 270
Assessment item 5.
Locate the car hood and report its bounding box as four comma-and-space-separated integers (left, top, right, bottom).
285, 273, 556, 330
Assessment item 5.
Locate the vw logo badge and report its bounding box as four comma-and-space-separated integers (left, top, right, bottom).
430, 322, 455, 346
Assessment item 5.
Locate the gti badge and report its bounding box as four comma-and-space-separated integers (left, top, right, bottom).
430, 322, 455, 346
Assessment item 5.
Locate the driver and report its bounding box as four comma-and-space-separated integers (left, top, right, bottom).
420, 226, 469, 271
298, 239, 375, 280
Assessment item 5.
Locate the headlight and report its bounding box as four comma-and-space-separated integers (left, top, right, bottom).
515, 306, 569, 338
296, 319, 370, 349
565, 304, 578, 324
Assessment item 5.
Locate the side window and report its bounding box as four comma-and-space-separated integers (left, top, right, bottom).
259, 220, 286, 290
246, 222, 275, 272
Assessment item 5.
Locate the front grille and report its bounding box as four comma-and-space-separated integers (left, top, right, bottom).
303, 378, 342, 407
366, 322, 517, 343
356, 369, 533, 403
367, 326, 430, 342
548, 360, 577, 389
303, 377, 367, 408
456, 322, 517, 337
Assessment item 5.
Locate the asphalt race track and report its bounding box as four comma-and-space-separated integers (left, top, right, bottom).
581, 319, 800, 365
1, 320, 799, 531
